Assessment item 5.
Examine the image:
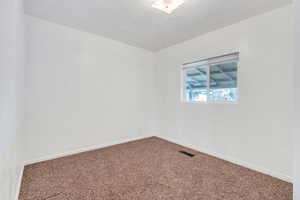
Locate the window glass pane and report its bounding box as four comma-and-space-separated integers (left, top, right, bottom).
209, 61, 238, 102
184, 66, 208, 102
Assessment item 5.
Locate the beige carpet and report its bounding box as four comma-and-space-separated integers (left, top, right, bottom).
19, 137, 292, 200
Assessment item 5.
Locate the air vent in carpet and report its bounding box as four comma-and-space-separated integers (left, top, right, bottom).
179, 150, 195, 157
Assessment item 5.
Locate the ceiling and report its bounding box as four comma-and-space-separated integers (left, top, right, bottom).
24, 0, 292, 51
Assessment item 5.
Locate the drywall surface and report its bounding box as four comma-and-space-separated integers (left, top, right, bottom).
156, 5, 294, 179
294, 0, 300, 198
0, 0, 24, 199
24, 16, 158, 162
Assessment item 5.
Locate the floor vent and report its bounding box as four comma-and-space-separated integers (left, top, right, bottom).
179, 150, 195, 157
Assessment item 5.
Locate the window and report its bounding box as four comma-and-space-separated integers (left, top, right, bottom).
182, 53, 239, 103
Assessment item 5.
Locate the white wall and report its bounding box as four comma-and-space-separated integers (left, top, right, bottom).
294, 0, 300, 198
0, 0, 24, 199
156, 5, 294, 180
24, 16, 158, 162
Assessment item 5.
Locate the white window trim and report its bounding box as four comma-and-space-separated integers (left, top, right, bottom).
181, 52, 240, 104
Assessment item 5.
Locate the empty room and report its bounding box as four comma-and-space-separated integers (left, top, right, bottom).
1, 0, 300, 199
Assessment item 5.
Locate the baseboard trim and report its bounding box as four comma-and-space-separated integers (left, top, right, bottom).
23, 136, 153, 166
159, 136, 293, 183
15, 165, 24, 200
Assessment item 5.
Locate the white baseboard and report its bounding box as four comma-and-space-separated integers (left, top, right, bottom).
159, 136, 293, 183
23, 135, 154, 166
15, 165, 24, 200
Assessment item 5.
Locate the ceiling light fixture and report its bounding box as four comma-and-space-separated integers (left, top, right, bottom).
152, 0, 185, 14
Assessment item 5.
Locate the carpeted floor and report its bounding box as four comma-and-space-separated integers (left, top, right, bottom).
19, 137, 292, 200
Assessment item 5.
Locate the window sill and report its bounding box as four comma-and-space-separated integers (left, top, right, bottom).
180, 100, 239, 105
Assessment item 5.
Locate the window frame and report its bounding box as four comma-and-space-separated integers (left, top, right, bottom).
181, 52, 240, 104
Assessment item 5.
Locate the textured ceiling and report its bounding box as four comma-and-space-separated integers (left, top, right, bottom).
24, 0, 292, 51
